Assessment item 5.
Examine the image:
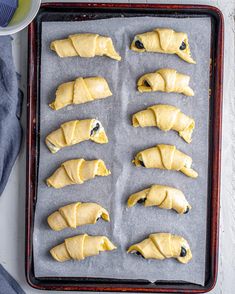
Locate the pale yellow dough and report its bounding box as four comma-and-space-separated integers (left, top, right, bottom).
137, 68, 194, 96
131, 28, 195, 64
132, 104, 195, 143
45, 119, 108, 153
127, 185, 191, 214
47, 202, 110, 231
50, 234, 116, 262
133, 144, 198, 178
49, 76, 112, 110
51, 33, 121, 61
46, 159, 111, 189
127, 233, 192, 264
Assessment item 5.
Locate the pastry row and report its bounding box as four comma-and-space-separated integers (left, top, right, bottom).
46, 142, 198, 192
49, 68, 194, 110
46, 103, 194, 157
48, 184, 191, 233
50, 233, 192, 264
51, 28, 196, 64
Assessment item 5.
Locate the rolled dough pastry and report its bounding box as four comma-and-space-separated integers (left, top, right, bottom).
132, 104, 195, 143
131, 28, 195, 64
127, 184, 191, 214
133, 144, 198, 178
51, 33, 121, 60
50, 234, 116, 262
48, 202, 110, 231
127, 233, 192, 264
49, 76, 112, 110
137, 68, 194, 96
46, 119, 108, 153
46, 159, 111, 189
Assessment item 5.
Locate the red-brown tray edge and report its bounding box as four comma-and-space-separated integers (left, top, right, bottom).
26, 2, 224, 292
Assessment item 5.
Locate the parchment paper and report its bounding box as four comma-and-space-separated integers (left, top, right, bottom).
34, 16, 211, 285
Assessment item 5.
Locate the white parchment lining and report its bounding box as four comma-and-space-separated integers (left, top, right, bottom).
33, 16, 211, 285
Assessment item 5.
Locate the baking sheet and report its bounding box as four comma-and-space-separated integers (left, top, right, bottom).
33, 16, 211, 285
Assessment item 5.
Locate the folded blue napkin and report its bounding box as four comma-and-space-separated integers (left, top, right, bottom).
0, 36, 24, 293
0, 36, 22, 196
0, 264, 25, 294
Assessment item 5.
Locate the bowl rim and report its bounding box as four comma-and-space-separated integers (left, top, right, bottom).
0, 0, 41, 36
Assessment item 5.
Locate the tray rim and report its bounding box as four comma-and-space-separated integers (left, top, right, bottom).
26, 2, 224, 292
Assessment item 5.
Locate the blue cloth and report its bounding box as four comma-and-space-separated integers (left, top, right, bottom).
0, 36, 24, 293
0, 264, 25, 294
0, 36, 22, 196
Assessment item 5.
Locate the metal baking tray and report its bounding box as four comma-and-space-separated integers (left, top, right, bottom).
26, 2, 223, 292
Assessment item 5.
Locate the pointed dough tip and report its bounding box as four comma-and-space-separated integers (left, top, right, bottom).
49, 103, 55, 110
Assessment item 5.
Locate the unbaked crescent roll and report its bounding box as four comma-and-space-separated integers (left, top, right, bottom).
46, 159, 111, 189
127, 185, 191, 214
51, 33, 121, 61
137, 68, 194, 96
131, 28, 195, 64
48, 202, 110, 231
49, 76, 112, 110
46, 119, 108, 153
127, 233, 192, 264
133, 144, 198, 178
50, 234, 116, 262
132, 104, 195, 143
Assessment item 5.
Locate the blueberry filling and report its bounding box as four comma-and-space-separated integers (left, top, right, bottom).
139, 160, 145, 167
143, 80, 151, 88
135, 40, 145, 49
135, 251, 145, 258
90, 122, 100, 136
180, 246, 187, 257
137, 198, 146, 204
179, 41, 186, 50
184, 206, 190, 214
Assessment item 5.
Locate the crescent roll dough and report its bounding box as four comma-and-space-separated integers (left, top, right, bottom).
133, 144, 198, 178
137, 68, 194, 96
49, 76, 112, 110
46, 119, 108, 153
127, 185, 191, 214
127, 233, 192, 264
46, 159, 111, 189
50, 234, 116, 262
131, 28, 195, 64
51, 33, 121, 61
132, 104, 195, 143
47, 202, 110, 231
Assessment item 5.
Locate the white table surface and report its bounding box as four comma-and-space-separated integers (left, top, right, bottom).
0, 0, 234, 293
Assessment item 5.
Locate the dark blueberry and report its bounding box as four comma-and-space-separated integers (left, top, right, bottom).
137, 198, 146, 204
184, 206, 190, 214
139, 160, 145, 167
90, 122, 100, 136
144, 80, 151, 88
135, 251, 145, 258
179, 41, 186, 50
180, 246, 187, 257
135, 40, 145, 49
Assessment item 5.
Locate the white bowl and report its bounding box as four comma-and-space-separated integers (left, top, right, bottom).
0, 0, 41, 36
